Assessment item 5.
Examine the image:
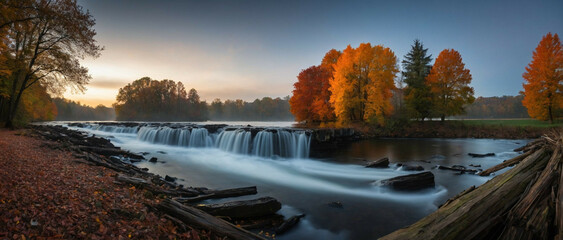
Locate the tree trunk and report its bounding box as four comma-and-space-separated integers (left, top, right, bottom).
157, 199, 266, 240
381, 147, 550, 240
549, 105, 553, 124
440, 115, 445, 121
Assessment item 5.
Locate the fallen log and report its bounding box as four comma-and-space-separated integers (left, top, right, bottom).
235, 214, 284, 230
116, 174, 198, 197
196, 197, 282, 219
498, 141, 562, 239
276, 214, 306, 235
380, 146, 550, 240
381, 171, 435, 191
79, 146, 144, 160
478, 150, 535, 176
175, 186, 257, 203
438, 165, 478, 174
157, 198, 266, 240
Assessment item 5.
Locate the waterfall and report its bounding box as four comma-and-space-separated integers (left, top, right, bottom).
215, 129, 252, 154
250, 129, 310, 158
75, 123, 311, 159
87, 124, 139, 134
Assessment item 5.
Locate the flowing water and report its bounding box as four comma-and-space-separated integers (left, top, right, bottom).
56, 121, 529, 239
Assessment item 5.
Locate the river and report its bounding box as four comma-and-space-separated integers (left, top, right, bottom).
54, 121, 528, 239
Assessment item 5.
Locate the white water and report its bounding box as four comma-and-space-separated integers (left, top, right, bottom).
74, 123, 311, 159
58, 122, 528, 239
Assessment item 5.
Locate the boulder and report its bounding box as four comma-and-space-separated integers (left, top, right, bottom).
401, 165, 424, 171
381, 171, 435, 191
164, 175, 177, 182
366, 157, 390, 168
149, 157, 158, 163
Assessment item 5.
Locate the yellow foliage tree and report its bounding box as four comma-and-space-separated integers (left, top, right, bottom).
329, 43, 398, 124
522, 32, 563, 123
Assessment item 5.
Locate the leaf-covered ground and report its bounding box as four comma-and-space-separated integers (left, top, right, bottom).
0, 129, 210, 239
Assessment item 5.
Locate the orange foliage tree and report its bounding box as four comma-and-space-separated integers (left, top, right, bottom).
289, 65, 332, 122
426, 49, 474, 121
329, 43, 398, 124
521, 32, 563, 123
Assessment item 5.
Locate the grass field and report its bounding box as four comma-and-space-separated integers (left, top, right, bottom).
457, 119, 563, 128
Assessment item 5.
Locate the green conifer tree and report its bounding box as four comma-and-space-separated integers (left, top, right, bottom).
402, 39, 433, 121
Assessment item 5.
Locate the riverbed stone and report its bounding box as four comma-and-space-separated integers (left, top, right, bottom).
366, 157, 390, 168
381, 171, 435, 191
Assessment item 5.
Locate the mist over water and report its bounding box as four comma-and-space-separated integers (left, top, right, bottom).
61, 122, 528, 239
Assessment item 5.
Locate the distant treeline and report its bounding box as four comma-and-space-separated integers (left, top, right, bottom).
460, 95, 529, 119
209, 97, 293, 121
112, 77, 293, 122
53, 98, 115, 121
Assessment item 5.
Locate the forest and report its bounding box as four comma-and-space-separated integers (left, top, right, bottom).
53, 98, 114, 121
290, 35, 562, 125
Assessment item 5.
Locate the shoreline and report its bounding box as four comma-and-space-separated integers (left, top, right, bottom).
1, 125, 301, 239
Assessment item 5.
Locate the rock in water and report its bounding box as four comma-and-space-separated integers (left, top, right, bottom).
401, 165, 425, 171
381, 171, 435, 191
468, 153, 495, 158
366, 157, 390, 168
164, 175, 177, 182
149, 157, 158, 163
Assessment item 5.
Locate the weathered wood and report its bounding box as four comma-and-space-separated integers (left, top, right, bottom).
381, 171, 435, 191
116, 174, 198, 197
514, 138, 544, 152
468, 152, 495, 158
79, 146, 144, 160
276, 214, 305, 235
441, 185, 476, 208
175, 186, 257, 203
158, 199, 266, 240
380, 147, 549, 240
479, 150, 534, 176
498, 142, 561, 240
438, 165, 478, 174
557, 142, 563, 240
196, 197, 282, 219
366, 157, 389, 168
236, 214, 285, 230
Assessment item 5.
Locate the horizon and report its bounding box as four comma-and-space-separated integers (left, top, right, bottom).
64, 0, 563, 107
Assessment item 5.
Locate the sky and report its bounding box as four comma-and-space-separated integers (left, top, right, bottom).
65, 0, 563, 107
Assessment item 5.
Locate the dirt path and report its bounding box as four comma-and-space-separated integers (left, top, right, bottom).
0, 129, 204, 239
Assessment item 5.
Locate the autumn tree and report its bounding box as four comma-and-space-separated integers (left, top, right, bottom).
426, 49, 475, 121
289, 65, 332, 122
0, 0, 102, 127
402, 39, 433, 121
330, 43, 398, 124
521, 32, 563, 123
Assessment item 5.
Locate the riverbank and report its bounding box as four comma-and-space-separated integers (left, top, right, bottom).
0, 128, 212, 239
354, 121, 557, 139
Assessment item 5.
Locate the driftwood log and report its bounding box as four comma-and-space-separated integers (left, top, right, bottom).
174, 186, 258, 203
158, 198, 266, 240
195, 197, 282, 219
381, 133, 563, 240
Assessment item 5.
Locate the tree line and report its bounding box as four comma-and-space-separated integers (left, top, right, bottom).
112, 77, 293, 121
53, 98, 114, 121
290, 33, 562, 125
290, 40, 475, 124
